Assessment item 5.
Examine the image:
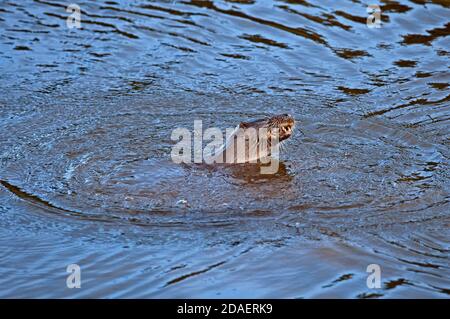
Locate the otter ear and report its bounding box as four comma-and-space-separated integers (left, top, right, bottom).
239, 122, 249, 129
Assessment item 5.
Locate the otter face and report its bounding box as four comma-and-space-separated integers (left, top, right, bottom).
266, 113, 295, 142
239, 113, 295, 145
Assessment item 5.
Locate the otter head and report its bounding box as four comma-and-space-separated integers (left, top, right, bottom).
239, 113, 295, 146
208, 114, 295, 165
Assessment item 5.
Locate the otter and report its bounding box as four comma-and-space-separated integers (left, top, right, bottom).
204, 113, 295, 165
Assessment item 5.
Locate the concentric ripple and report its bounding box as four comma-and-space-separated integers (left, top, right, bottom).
0, 0, 449, 298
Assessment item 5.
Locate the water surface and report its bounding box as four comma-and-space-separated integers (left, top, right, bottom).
0, 0, 449, 298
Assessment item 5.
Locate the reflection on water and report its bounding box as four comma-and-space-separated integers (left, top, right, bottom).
0, 0, 449, 298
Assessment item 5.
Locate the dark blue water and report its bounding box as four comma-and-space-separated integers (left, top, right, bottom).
0, 0, 449, 298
